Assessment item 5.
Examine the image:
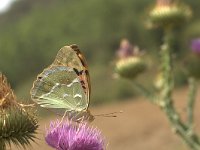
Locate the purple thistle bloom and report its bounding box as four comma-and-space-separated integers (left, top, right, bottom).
191, 38, 200, 54
117, 39, 134, 58
45, 120, 105, 150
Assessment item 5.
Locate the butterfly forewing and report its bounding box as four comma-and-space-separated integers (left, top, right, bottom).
53, 45, 85, 71
70, 45, 91, 96
31, 66, 88, 111
52, 45, 91, 106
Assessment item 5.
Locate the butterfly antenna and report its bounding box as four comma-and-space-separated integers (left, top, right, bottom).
94, 111, 123, 118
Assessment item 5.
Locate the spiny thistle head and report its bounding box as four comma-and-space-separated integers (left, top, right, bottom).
0, 73, 38, 150
149, 0, 192, 28
45, 120, 105, 150
115, 39, 146, 79
0, 106, 38, 150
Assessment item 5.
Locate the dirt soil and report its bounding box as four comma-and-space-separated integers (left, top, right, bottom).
12, 88, 200, 150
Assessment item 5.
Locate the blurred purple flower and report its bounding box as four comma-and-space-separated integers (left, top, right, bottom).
191, 38, 200, 54
117, 39, 134, 58
45, 120, 105, 150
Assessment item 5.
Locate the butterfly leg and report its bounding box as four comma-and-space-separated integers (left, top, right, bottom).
71, 101, 86, 122
70, 111, 85, 123
76, 115, 85, 123
56, 110, 68, 127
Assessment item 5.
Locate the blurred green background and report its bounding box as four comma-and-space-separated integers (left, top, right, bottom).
0, 0, 199, 106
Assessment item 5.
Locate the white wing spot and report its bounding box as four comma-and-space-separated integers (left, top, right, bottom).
55, 83, 60, 86
74, 94, 82, 99
67, 78, 79, 87
63, 93, 69, 98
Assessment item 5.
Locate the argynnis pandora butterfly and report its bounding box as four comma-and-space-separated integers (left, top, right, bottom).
30, 45, 94, 122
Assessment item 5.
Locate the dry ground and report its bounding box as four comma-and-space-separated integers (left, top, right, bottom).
12, 88, 200, 150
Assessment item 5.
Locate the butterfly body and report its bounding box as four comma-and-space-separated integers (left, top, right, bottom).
31, 45, 93, 122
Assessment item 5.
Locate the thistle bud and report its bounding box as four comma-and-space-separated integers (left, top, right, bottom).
149, 0, 192, 28
116, 57, 146, 79
115, 39, 146, 79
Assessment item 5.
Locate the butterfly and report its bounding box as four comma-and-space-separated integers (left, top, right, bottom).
30, 44, 94, 122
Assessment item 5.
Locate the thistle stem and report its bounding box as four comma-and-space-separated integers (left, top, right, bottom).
160, 28, 200, 150
187, 77, 197, 129
133, 81, 156, 103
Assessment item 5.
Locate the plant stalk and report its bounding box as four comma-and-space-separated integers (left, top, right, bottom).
187, 77, 197, 128
160, 28, 200, 150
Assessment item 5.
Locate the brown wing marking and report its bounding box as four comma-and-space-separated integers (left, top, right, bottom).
70, 45, 91, 107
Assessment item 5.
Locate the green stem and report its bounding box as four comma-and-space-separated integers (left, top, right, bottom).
187, 77, 197, 129
133, 81, 156, 103
160, 28, 200, 150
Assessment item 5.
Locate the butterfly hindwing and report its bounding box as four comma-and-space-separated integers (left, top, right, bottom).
30, 66, 88, 111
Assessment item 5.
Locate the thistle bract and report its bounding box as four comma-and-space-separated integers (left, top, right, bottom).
115, 57, 146, 79
45, 120, 105, 150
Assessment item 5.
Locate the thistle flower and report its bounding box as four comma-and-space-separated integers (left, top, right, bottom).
0, 73, 38, 150
115, 39, 146, 79
117, 39, 134, 58
191, 38, 200, 55
45, 120, 105, 150
149, 0, 191, 28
